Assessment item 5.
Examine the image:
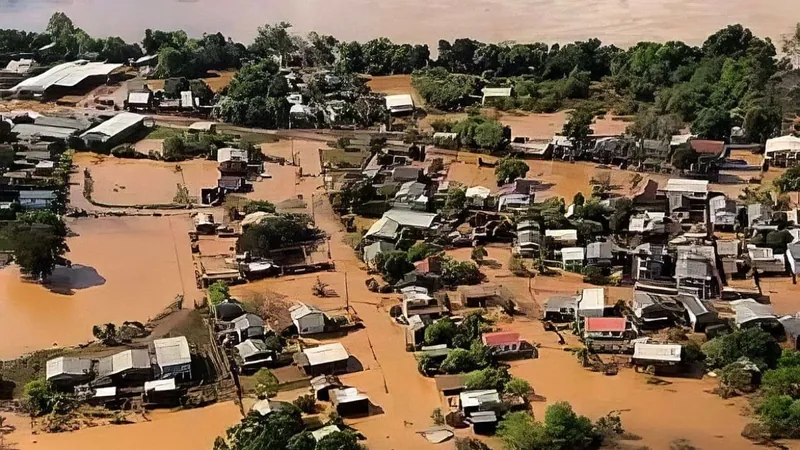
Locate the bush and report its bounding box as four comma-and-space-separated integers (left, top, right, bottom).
717, 361, 759, 398
242, 200, 277, 215
431, 408, 444, 425
110, 144, 143, 159
441, 258, 483, 286
252, 368, 279, 398
208, 281, 230, 306
759, 394, 800, 438
471, 245, 488, 263
407, 242, 437, 263
702, 328, 782, 371
440, 349, 477, 374
455, 437, 491, 450
498, 403, 602, 450
464, 367, 511, 391
762, 364, 800, 398
292, 394, 317, 414
23, 378, 56, 416
424, 318, 457, 346
504, 377, 534, 398
376, 250, 414, 283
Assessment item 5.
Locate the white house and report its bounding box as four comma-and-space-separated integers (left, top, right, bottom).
289, 303, 327, 335
578, 288, 605, 318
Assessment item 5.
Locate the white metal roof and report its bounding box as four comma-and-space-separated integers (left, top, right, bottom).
303, 342, 349, 366
560, 247, 585, 262
545, 229, 578, 242
127, 91, 151, 104
482, 87, 512, 98
180, 91, 194, 108
385, 94, 414, 109
46, 357, 92, 379
465, 186, 491, 199
460, 389, 500, 408
80, 112, 144, 139
135, 54, 159, 65
98, 349, 151, 377
144, 378, 177, 392
579, 288, 605, 311
330, 387, 369, 404
235, 339, 271, 359
766, 135, 800, 157
290, 302, 324, 320
94, 386, 118, 398
365, 217, 400, 239
383, 209, 438, 229
13, 61, 122, 91
662, 179, 709, 193
730, 299, 777, 326
633, 343, 682, 362
153, 336, 191, 368
312, 425, 341, 442
217, 148, 248, 163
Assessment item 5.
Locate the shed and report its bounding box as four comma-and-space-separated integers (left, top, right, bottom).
455, 285, 514, 311
127, 90, 153, 108
213, 300, 245, 322
289, 303, 326, 335
560, 247, 585, 270
45, 357, 93, 386
459, 389, 501, 415
310, 375, 343, 401
331, 387, 371, 416
81, 112, 145, 148
587, 241, 613, 264
152, 336, 192, 380
689, 139, 725, 156
294, 343, 350, 376
385, 94, 415, 115
481, 87, 512, 105
383, 209, 438, 229
467, 410, 498, 435
765, 135, 800, 160
632, 343, 682, 364
231, 313, 265, 342
660, 179, 709, 196
730, 299, 778, 328
578, 288, 606, 318
434, 374, 467, 396
97, 349, 152, 380
217, 148, 249, 164
251, 399, 288, 416
18, 190, 56, 209
235, 339, 273, 368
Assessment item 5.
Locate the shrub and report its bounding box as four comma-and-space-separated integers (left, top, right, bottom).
440, 349, 477, 374
292, 394, 317, 414
464, 367, 511, 391
702, 328, 781, 371
253, 368, 279, 398
242, 200, 277, 215
455, 437, 491, 450
759, 394, 800, 438
504, 377, 534, 398
208, 281, 230, 306
407, 242, 437, 263
23, 378, 56, 416
441, 258, 483, 286
495, 157, 530, 185
424, 318, 457, 346
431, 408, 444, 425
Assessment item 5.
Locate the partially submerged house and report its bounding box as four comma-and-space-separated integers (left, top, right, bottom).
543, 295, 577, 322
730, 299, 780, 330
294, 343, 350, 376
632, 291, 682, 328
363, 241, 395, 269
749, 247, 786, 274
675, 245, 720, 299
152, 336, 192, 380
765, 135, 800, 167
18, 190, 56, 209
235, 339, 274, 370
631, 243, 671, 282
481, 331, 533, 359
365, 217, 400, 242
96, 349, 152, 382
46, 356, 93, 387
560, 246, 585, 272
583, 317, 628, 340
290, 303, 327, 335
545, 229, 578, 247
481, 87, 512, 105
80, 112, 145, 149
330, 387, 370, 416
577, 288, 606, 318
455, 284, 514, 311
659, 179, 709, 224
231, 313, 266, 343
632, 342, 682, 367
586, 241, 613, 266
675, 294, 718, 332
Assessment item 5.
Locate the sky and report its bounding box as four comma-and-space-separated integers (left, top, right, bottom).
0, 0, 797, 49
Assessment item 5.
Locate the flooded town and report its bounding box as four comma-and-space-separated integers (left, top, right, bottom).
2, 6, 800, 450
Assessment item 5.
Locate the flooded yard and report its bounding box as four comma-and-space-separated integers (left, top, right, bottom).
0, 216, 201, 359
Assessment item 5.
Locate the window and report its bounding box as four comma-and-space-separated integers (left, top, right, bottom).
511, 344, 517, 351
503, 345, 510, 351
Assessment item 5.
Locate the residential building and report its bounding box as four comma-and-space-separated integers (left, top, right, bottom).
46, 356, 93, 387
631, 243, 671, 282
385, 94, 415, 115
631, 291, 681, 328
455, 285, 514, 311
459, 389, 501, 416
628, 211, 672, 235
675, 245, 719, 299
578, 288, 606, 318
96, 349, 152, 382
481, 87, 512, 105
152, 336, 192, 380
231, 313, 266, 343
394, 181, 428, 210
748, 203, 772, 228
514, 227, 541, 258
632, 343, 682, 366
543, 295, 577, 322
330, 388, 370, 416
689, 139, 725, 157
749, 247, 786, 274
586, 241, 613, 265
730, 299, 779, 329
710, 196, 738, 230
217, 148, 249, 164
363, 241, 395, 268
465, 186, 492, 208
364, 217, 400, 241
497, 193, 531, 211
481, 331, 534, 359
18, 189, 56, 209
659, 179, 709, 223
294, 342, 350, 376
312, 425, 342, 442
391, 166, 422, 182
545, 229, 578, 247
765, 135, 800, 167
560, 246, 585, 272
434, 374, 467, 396
583, 317, 627, 340
383, 208, 438, 230
235, 339, 274, 370
290, 303, 327, 335
787, 243, 800, 276
310, 374, 343, 401
674, 294, 718, 332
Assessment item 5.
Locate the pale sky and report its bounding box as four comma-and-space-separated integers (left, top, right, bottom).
0, 0, 797, 49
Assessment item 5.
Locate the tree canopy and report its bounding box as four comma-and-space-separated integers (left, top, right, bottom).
236, 214, 322, 257
6, 211, 70, 279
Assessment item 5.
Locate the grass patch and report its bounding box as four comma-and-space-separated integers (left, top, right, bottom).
321, 149, 370, 169
143, 126, 185, 140
160, 309, 211, 347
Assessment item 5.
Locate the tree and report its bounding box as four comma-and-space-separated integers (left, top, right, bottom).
691, 107, 732, 140
497, 411, 544, 449
237, 214, 322, 257
250, 22, 297, 65
444, 187, 467, 214
562, 107, 595, 151
252, 368, 279, 399
782, 23, 800, 68
424, 318, 457, 346
455, 437, 492, 450
498, 402, 603, 450
242, 200, 277, 215
292, 394, 316, 414
411, 68, 478, 111
464, 367, 511, 391
609, 198, 635, 233
440, 258, 483, 286
407, 242, 437, 263
286, 432, 316, 450
671, 146, 700, 172
758, 394, 800, 438
214, 409, 306, 450
474, 120, 506, 150
23, 379, 56, 416
316, 431, 365, 450
495, 157, 530, 185
471, 246, 488, 263
774, 166, 800, 193
701, 328, 782, 371
626, 108, 684, 141
7, 212, 70, 279
377, 251, 414, 283
440, 348, 478, 374
208, 281, 230, 306
505, 377, 534, 398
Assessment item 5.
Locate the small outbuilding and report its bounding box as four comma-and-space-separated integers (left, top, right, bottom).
96, 349, 152, 381
231, 313, 266, 343
46, 357, 93, 387
632, 342, 682, 366
385, 94, 415, 115
289, 303, 327, 335
152, 336, 192, 380
310, 375, 343, 401
294, 343, 350, 376
330, 387, 370, 416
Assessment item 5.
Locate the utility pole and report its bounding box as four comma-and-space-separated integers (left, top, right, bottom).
344, 271, 350, 311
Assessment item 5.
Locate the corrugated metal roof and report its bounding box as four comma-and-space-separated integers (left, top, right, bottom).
80, 112, 144, 139
383, 209, 437, 229
14, 61, 122, 91
730, 299, 776, 326
545, 229, 578, 242
766, 135, 800, 157
290, 302, 324, 320
12, 123, 78, 140
235, 339, 271, 359
633, 343, 682, 362
662, 179, 709, 193
561, 247, 585, 262
460, 390, 500, 408
127, 91, 152, 105
585, 317, 626, 332
385, 94, 414, 109
365, 217, 400, 239
46, 356, 92, 379
330, 387, 369, 404
153, 336, 191, 368
232, 313, 264, 331
312, 425, 341, 442
19, 190, 56, 200
303, 342, 349, 366
579, 288, 605, 310
97, 349, 151, 377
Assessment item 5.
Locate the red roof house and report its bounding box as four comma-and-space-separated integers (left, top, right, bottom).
584, 317, 627, 333
689, 140, 725, 156
481, 331, 521, 347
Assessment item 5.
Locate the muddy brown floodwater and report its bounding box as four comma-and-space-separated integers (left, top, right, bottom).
4, 401, 242, 450
0, 216, 201, 359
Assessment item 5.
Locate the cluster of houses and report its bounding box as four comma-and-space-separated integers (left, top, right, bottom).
45, 336, 193, 406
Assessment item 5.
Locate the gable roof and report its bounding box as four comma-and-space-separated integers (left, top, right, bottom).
365, 217, 400, 240
689, 139, 725, 155
633, 343, 682, 362
46, 357, 92, 380
235, 339, 271, 359
97, 349, 151, 377
383, 209, 438, 229
302, 343, 349, 366
289, 302, 324, 320
80, 112, 144, 139
481, 332, 521, 347
153, 336, 191, 368
662, 179, 709, 193
385, 94, 414, 109
585, 317, 626, 332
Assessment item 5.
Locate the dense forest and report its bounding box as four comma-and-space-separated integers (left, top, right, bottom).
2, 14, 800, 141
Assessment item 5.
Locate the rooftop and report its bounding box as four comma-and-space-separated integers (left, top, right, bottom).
460, 389, 501, 408
46, 356, 92, 379
385, 94, 414, 109
585, 317, 627, 332
153, 336, 191, 368
12, 60, 123, 92
232, 313, 264, 331
289, 302, 324, 320
235, 339, 272, 359
365, 217, 400, 240
80, 112, 145, 139
330, 387, 369, 405
97, 349, 151, 377
302, 342, 349, 366
633, 343, 682, 362
579, 288, 605, 311
661, 179, 709, 194
730, 299, 776, 326
482, 331, 521, 347
383, 208, 438, 229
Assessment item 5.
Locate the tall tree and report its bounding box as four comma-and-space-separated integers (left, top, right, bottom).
250, 22, 297, 66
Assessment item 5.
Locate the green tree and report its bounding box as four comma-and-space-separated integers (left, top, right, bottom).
671, 146, 700, 172
626, 108, 684, 141
701, 328, 782, 371
505, 377, 534, 398
208, 281, 230, 306
691, 107, 732, 140
498, 402, 602, 450
237, 214, 322, 257
407, 242, 437, 262
316, 431, 365, 450
292, 394, 316, 414
464, 367, 511, 391
758, 394, 800, 438
252, 368, 279, 399
440, 348, 478, 374
774, 166, 800, 193
495, 157, 530, 185
214, 408, 306, 450
455, 437, 492, 450
440, 258, 483, 286
250, 22, 297, 65
471, 246, 488, 263
242, 200, 277, 215
424, 318, 457, 346
8, 212, 70, 279
286, 432, 316, 450
378, 251, 414, 283
562, 106, 595, 151
444, 187, 467, 214
23, 378, 56, 416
